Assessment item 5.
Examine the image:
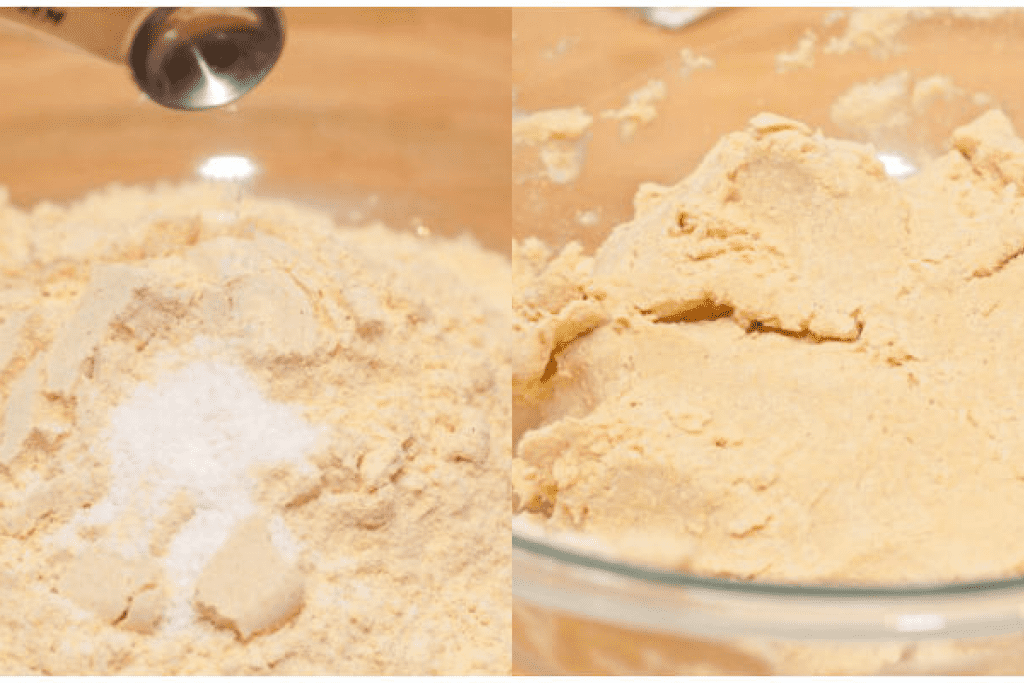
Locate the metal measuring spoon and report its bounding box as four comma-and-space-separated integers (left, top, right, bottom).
0, 7, 284, 111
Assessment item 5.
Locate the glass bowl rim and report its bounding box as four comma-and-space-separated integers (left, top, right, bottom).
513, 530, 1024, 598
513, 530, 1024, 642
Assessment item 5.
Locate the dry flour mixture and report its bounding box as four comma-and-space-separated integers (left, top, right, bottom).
0, 183, 510, 674
513, 109, 1024, 586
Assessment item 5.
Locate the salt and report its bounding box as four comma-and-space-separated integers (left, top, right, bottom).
62, 359, 320, 633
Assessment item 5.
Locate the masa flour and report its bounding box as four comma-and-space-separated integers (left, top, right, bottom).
0, 182, 510, 674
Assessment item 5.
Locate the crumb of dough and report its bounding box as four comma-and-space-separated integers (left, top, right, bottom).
679, 48, 714, 77
513, 108, 1024, 589
539, 145, 585, 184
822, 8, 917, 57
910, 74, 964, 111
575, 209, 600, 227
194, 515, 305, 640
58, 549, 162, 628
775, 29, 817, 73
823, 8, 1015, 58
120, 585, 165, 635
0, 182, 510, 674
822, 9, 846, 27
514, 107, 593, 184
541, 36, 579, 60
830, 70, 912, 134
601, 80, 667, 140
513, 107, 593, 145
830, 71, 996, 150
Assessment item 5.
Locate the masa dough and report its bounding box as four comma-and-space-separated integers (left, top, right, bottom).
775, 30, 817, 73
601, 79, 667, 140
512, 107, 593, 145
679, 48, 714, 78
194, 515, 305, 640
513, 107, 593, 184
822, 8, 1014, 58
830, 71, 993, 142
0, 182, 510, 674
513, 108, 1024, 585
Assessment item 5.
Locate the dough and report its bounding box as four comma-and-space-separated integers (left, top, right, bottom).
775, 30, 817, 73
513, 107, 593, 184
822, 8, 1013, 58
194, 515, 305, 640
601, 79, 666, 140
58, 549, 163, 631
512, 107, 593, 145
679, 48, 714, 77
513, 109, 1024, 585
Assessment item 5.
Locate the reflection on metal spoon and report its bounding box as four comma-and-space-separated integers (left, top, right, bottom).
187, 45, 233, 108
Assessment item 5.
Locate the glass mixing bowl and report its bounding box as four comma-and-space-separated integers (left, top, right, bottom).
512, 7, 1024, 674
0, 7, 510, 253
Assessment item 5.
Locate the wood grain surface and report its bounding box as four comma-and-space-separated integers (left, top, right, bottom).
0, 8, 511, 251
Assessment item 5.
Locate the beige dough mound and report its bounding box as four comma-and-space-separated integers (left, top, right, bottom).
514, 109, 1024, 586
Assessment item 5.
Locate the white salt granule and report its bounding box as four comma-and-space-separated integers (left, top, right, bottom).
65, 359, 321, 633
106, 360, 317, 504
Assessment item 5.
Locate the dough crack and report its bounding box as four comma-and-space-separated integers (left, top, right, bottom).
646, 299, 865, 343
745, 316, 865, 343
650, 301, 734, 324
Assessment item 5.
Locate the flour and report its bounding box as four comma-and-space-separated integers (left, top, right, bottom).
0, 182, 510, 674
64, 358, 322, 633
